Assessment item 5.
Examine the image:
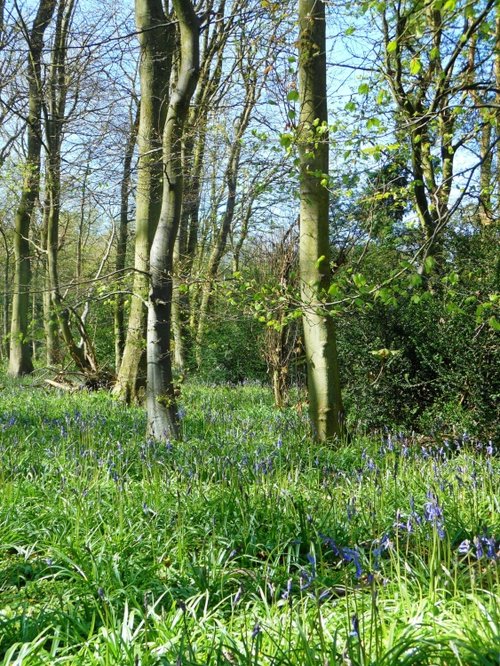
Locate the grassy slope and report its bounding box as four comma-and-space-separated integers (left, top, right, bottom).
0, 382, 498, 665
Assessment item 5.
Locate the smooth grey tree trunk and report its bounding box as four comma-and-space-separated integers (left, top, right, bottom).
113, 0, 173, 403
298, 0, 344, 442
147, 0, 199, 441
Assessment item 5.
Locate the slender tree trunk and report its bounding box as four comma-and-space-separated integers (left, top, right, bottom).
171, 3, 229, 373
42, 166, 60, 366
298, 0, 344, 442
496, 8, 500, 208
114, 103, 139, 371
9, 0, 57, 376
43, 0, 98, 374
75, 159, 90, 298
0, 226, 10, 359
113, 0, 172, 403
147, 0, 199, 441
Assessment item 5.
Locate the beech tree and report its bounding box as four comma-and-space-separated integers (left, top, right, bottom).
146, 0, 199, 440
298, 0, 344, 441
113, 0, 173, 402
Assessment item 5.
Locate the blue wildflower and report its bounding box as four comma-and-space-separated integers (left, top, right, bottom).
342, 547, 363, 578
474, 536, 483, 559
251, 622, 261, 639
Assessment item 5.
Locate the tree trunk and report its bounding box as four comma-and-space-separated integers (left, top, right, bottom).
9, 0, 57, 376
42, 189, 60, 366
0, 226, 10, 359
171, 2, 231, 373
147, 0, 199, 441
298, 0, 344, 442
113, 0, 173, 403
114, 103, 140, 371
43, 0, 100, 374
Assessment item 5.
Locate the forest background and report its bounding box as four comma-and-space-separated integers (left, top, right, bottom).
0, 0, 498, 438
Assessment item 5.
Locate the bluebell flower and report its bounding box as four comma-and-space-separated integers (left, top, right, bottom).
316, 588, 331, 603
484, 537, 497, 560
320, 534, 340, 556
474, 536, 483, 559
306, 553, 316, 575
233, 586, 243, 605
281, 577, 293, 601
350, 614, 360, 638
342, 547, 363, 578
251, 622, 261, 639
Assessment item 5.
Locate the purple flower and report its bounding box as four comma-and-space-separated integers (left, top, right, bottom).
474, 536, 484, 559
251, 622, 261, 639
484, 537, 497, 560
316, 588, 331, 603
342, 547, 363, 578
233, 586, 243, 605
282, 578, 293, 601
306, 553, 316, 574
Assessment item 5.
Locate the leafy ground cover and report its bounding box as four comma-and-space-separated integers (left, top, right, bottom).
0, 382, 498, 665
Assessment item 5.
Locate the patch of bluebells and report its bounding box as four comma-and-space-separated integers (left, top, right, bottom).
320, 535, 364, 579
458, 535, 498, 560
423, 491, 445, 539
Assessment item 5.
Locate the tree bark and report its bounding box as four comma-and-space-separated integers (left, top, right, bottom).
147, 0, 199, 441
0, 226, 10, 359
8, 0, 57, 376
114, 103, 140, 371
298, 0, 344, 442
113, 0, 173, 403
171, 0, 232, 373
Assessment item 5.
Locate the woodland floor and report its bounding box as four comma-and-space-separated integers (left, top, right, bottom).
0, 381, 498, 665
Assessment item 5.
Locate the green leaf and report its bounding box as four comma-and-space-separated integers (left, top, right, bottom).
424, 256, 435, 273
488, 316, 500, 331
279, 133, 293, 149
328, 283, 340, 298
410, 58, 421, 75
287, 89, 299, 103
409, 273, 422, 288
387, 40, 398, 53
366, 117, 381, 130
353, 273, 367, 289
358, 83, 370, 95
315, 255, 327, 268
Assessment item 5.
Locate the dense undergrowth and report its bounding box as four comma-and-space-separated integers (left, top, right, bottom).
0, 381, 498, 664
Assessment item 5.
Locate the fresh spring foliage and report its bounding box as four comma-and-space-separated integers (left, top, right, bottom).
0, 382, 498, 664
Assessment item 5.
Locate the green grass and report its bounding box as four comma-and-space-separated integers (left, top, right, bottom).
0, 381, 498, 664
